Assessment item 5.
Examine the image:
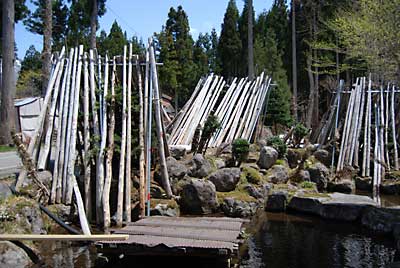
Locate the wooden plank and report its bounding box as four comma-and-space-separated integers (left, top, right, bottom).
125, 44, 133, 222
0, 234, 128, 241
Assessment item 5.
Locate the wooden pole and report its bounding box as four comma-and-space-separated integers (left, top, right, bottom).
391, 85, 399, 170
37, 58, 65, 170
0, 234, 128, 241
385, 83, 390, 170
66, 45, 84, 205
149, 44, 173, 198
125, 44, 133, 222
15, 47, 65, 191
135, 55, 146, 218
116, 45, 128, 227
96, 54, 108, 225
82, 53, 91, 218
56, 48, 74, 203
103, 57, 116, 230
145, 46, 153, 216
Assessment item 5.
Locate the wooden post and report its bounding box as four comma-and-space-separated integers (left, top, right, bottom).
135, 55, 146, 218
145, 46, 153, 216
96, 54, 108, 225
66, 45, 84, 204
391, 85, 399, 170
103, 57, 116, 230
83, 52, 91, 218
385, 83, 390, 170
15, 47, 65, 191
116, 45, 128, 227
149, 45, 173, 198
37, 58, 65, 170
56, 48, 74, 203
125, 44, 133, 222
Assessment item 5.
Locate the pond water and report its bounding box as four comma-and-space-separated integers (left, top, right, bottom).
241, 212, 399, 268
33, 211, 399, 268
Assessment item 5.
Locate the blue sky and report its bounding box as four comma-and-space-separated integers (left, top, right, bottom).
15, 0, 274, 59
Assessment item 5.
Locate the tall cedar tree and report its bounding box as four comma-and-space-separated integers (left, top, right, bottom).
17, 45, 42, 97
0, 0, 28, 144
218, 0, 241, 79
157, 6, 197, 108
238, 0, 255, 77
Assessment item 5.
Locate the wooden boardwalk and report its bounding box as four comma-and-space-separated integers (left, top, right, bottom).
96, 216, 247, 262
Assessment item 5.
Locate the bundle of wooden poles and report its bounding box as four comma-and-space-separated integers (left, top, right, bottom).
314, 77, 399, 192
168, 73, 271, 148
13, 39, 170, 232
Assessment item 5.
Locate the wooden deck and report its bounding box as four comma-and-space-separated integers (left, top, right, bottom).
96, 216, 247, 262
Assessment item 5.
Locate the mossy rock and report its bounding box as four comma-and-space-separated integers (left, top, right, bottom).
241, 166, 263, 185
217, 190, 257, 203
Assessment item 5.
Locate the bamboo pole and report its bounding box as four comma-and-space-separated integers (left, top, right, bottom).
366, 78, 372, 176
66, 45, 84, 204
391, 85, 399, 170
116, 45, 128, 227
37, 58, 65, 170
145, 46, 153, 216
135, 55, 146, 218
149, 44, 173, 198
96, 54, 108, 225
16, 47, 66, 190
353, 77, 366, 167
125, 44, 133, 222
379, 86, 386, 169
385, 83, 390, 170
56, 48, 74, 203
63, 47, 78, 203
82, 53, 91, 217
98, 55, 103, 135
103, 57, 116, 230
50, 57, 69, 204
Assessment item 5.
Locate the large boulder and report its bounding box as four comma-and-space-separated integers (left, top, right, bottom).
0, 241, 32, 268
288, 192, 378, 221
380, 182, 400, 195
287, 149, 303, 168
221, 198, 258, 218
361, 207, 400, 234
208, 168, 241, 192
327, 179, 355, 194
355, 176, 372, 191
313, 149, 331, 167
187, 154, 212, 178
166, 157, 187, 179
150, 199, 180, 217
0, 182, 12, 200
268, 165, 289, 184
169, 145, 187, 160
179, 179, 218, 214
307, 162, 329, 191
265, 191, 288, 212
258, 146, 278, 170
244, 184, 264, 199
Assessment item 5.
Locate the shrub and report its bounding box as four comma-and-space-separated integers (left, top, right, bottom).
300, 181, 316, 189
267, 136, 287, 158
293, 123, 309, 146
232, 138, 250, 164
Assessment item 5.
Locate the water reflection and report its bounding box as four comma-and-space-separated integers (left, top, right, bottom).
241, 212, 399, 268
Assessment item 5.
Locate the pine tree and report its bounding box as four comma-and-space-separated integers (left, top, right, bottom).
97, 20, 127, 57
157, 5, 197, 107
238, 0, 255, 77
209, 28, 220, 73
218, 0, 241, 78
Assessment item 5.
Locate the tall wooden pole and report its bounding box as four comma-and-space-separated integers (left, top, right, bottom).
116, 46, 127, 227
83, 53, 91, 217
145, 47, 153, 216
149, 44, 173, 198
135, 55, 146, 218
42, 0, 52, 95
125, 45, 133, 222
391, 85, 399, 170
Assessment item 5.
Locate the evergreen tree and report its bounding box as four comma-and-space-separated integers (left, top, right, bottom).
20, 45, 41, 71
97, 20, 128, 57
209, 28, 220, 73
238, 0, 255, 77
193, 33, 210, 77
157, 5, 197, 107
218, 0, 241, 78
17, 46, 42, 97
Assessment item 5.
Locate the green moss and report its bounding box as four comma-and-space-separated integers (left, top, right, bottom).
242, 166, 263, 185
217, 190, 257, 203
299, 181, 316, 189
275, 159, 286, 166
206, 155, 218, 172
304, 156, 318, 169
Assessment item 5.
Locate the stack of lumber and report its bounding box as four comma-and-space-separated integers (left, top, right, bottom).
314, 77, 399, 191
168, 73, 271, 147
13, 40, 166, 231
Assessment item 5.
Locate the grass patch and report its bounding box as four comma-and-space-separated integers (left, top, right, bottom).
150, 198, 179, 209
299, 181, 316, 189
242, 166, 263, 185
0, 145, 15, 152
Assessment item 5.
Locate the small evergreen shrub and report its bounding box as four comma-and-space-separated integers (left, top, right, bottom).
232, 138, 250, 164
293, 123, 309, 146
267, 136, 287, 158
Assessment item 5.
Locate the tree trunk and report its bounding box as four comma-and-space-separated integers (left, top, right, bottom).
42, 0, 52, 95
125, 45, 132, 222
291, 0, 298, 121
90, 0, 98, 49
0, 0, 16, 145
247, 0, 254, 80
305, 52, 315, 129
